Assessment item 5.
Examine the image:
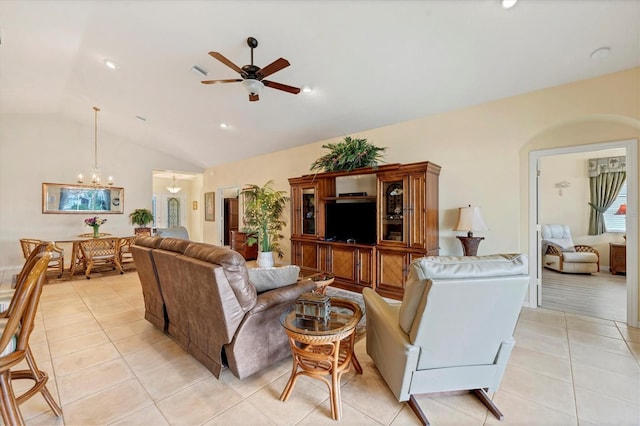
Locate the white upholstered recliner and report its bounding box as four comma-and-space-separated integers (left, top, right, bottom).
363, 254, 529, 425
541, 224, 599, 274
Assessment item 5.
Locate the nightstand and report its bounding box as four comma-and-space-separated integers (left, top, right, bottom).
609, 243, 626, 275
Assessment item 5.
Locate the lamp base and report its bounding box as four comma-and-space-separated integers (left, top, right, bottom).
456, 236, 484, 256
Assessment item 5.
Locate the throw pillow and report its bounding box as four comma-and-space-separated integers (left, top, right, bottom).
248, 265, 301, 293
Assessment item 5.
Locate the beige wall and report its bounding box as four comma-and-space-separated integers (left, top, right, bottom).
540, 148, 627, 267
0, 114, 202, 268
204, 68, 639, 318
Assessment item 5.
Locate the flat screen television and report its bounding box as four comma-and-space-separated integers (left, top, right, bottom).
325, 202, 376, 244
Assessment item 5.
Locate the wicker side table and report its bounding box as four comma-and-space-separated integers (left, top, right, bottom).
279, 297, 362, 420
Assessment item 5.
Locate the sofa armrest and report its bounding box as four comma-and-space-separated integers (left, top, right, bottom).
249, 278, 316, 314
363, 288, 419, 401
545, 243, 562, 255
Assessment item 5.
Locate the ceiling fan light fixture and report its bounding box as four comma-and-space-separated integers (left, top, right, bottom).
242, 78, 264, 95
301, 85, 312, 93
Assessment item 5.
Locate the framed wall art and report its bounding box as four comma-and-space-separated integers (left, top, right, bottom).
205, 192, 215, 221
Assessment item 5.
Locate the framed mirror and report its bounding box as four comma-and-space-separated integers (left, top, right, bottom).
42, 183, 124, 214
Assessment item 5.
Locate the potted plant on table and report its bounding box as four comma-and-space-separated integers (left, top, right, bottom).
129, 208, 154, 236
241, 180, 289, 267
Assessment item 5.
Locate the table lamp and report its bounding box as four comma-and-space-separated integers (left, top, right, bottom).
454, 205, 489, 256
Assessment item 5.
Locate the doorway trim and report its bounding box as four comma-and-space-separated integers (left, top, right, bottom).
216, 185, 241, 247
528, 139, 638, 327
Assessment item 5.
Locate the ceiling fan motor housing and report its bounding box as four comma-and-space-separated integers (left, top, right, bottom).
241, 64, 261, 79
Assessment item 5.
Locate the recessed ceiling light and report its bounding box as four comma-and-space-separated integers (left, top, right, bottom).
104, 59, 118, 70
302, 85, 312, 93
502, 0, 518, 9
219, 123, 229, 129
590, 47, 611, 60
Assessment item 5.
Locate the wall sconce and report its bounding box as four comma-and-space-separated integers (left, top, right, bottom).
554, 181, 570, 196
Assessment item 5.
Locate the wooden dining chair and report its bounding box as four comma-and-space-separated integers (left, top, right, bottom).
118, 236, 136, 268
0, 252, 62, 425
1, 244, 63, 419
19, 239, 64, 279
79, 237, 123, 279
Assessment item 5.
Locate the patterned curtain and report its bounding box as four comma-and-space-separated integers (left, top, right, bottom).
588, 156, 626, 235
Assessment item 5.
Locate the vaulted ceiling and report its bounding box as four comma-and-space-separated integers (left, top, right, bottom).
1, 0, 638, 169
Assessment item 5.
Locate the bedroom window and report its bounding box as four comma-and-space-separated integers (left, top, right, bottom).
604, 181, 627, 233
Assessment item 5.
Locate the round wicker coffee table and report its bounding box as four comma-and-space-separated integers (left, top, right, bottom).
279, 297, 362, 420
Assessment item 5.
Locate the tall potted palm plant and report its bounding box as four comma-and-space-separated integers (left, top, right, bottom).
241, 180, 289, 267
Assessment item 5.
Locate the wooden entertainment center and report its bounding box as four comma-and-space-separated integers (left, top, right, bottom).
289, 161, 440, 299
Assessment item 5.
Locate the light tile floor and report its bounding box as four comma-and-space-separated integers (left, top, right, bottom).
0, 269, 638, 425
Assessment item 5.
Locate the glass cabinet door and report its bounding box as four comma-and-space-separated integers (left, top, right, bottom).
302, 188, 316, 235
380, 178, 405, 243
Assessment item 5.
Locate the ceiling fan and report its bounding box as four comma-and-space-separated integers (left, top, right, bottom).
202, 37, 300, 102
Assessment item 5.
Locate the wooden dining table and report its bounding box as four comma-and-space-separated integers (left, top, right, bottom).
51, 235, 134, 278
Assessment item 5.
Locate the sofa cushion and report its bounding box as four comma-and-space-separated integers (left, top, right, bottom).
398, 254, 528, 334
562, 251, 598, 263
248, 265, 301, 293
158, 237, 191, 254
134, 235, 163, 248
183, 242, 257, 312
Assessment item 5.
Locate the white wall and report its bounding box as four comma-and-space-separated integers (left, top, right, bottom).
0, 114, 202, 268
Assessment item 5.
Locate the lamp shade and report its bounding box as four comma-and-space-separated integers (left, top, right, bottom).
454, 206, 488, 232
615, 204, 626, 215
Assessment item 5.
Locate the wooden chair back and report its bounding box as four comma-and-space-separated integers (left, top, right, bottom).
0, 246, 63, 420
18, 239, 65, 279
79, 237, 123, 278
118, 236, 136, 266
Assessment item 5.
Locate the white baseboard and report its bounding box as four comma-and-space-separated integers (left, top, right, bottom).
0, 265, 22, 272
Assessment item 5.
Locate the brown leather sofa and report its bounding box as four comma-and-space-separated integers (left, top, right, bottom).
131, 236, 316, 379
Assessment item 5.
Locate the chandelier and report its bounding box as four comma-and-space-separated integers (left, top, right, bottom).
77, 106, 113, 187
167, 174, 182, 193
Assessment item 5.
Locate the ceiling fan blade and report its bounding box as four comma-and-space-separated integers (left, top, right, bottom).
257, 58, 290, 79
208, 52, 243, 74
263, 80, 301, 94
249, 94, 259, 102
201, 79, 242, 85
